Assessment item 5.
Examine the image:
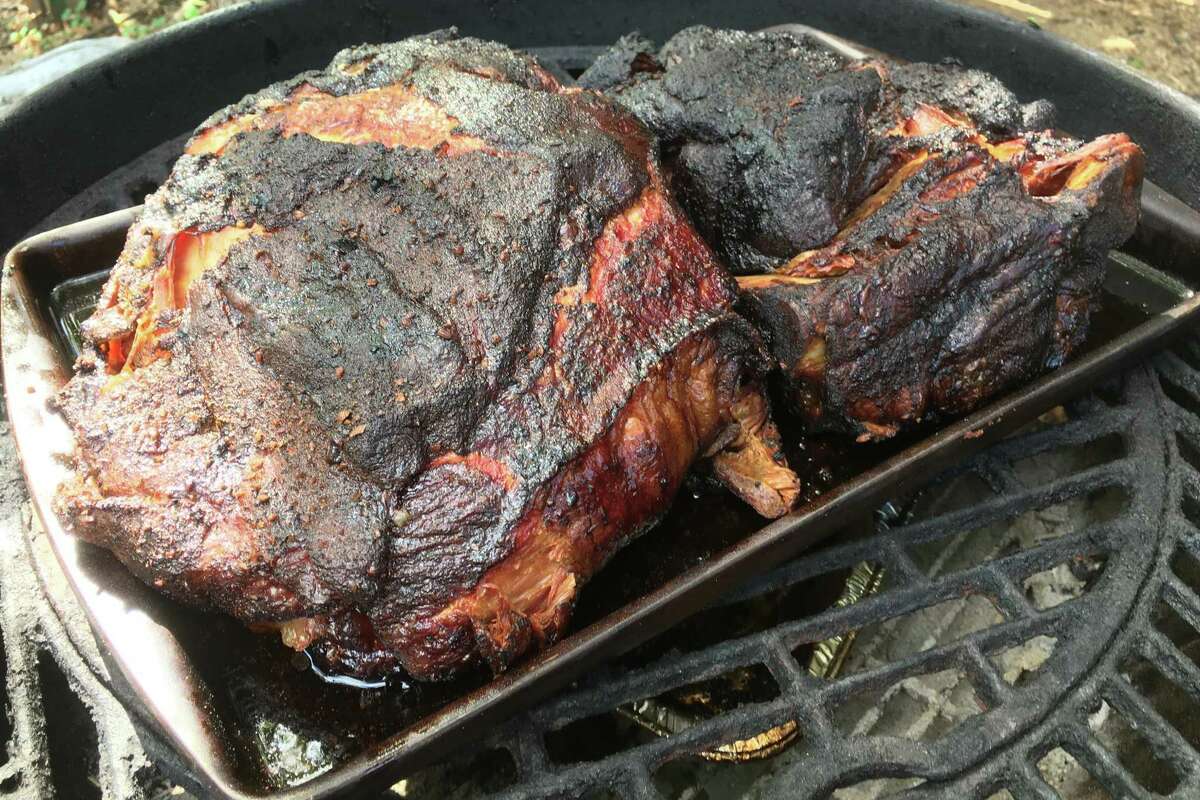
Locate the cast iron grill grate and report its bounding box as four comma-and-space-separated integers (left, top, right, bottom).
2, 43, 1199, 800
419, 345, 1199, 799
6, 353, 1198, 799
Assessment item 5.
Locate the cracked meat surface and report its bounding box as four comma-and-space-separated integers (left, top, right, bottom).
54, 31, 798, 681
585, 26, 881, 274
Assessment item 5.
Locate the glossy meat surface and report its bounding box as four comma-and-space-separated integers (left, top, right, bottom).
54, 32, 798, 680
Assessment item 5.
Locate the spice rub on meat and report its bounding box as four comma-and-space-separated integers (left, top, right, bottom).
54, 31, 799, 681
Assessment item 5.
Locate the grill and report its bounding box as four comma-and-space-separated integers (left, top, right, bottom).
478, 359, 1198, 799
2, 4, 1199, 799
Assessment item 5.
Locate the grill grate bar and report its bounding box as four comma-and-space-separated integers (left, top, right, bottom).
1103, 676, 1199, 780
1160, 573, 1200, 641
621, 762, 660, 800
1062, 726, 1154, 800
763, 636, 816, 695
874, 538, 930, 588
984, 407, 1135, 461
528, 645, 776, 727
1175, 518, 1200, 558
974, 463, 1028, 497
770, 552, 1083, 653
977, 565, 1040, 620
988, 537, 1119, 585
1179, 430, 1200, 466
1012, 761, 1073, 800
818, 611, 1068, 706
875, 469, 1129, 552
1172, 410, 1200, 446
960, 640, 1015, 708
1138, 628, 1200, 712
1158, 353, 1200, 396
1172, 453, 1200, 496
506, 715, 550, 778
714, 529, 885, 606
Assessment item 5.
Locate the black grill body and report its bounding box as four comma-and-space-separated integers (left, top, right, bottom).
2, 0, 1200, 247
1, 4, 1200, 800
473, 356, 1200, 798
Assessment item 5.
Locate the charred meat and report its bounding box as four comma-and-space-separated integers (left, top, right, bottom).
54, 32, 799, 681
590, 26, 1144, 437
583, 26, 1054, 275
582, 26, 880, 274
739, 127, 1143, 439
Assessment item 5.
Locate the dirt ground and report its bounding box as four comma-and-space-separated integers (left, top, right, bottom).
2, 0, 1197, 97
958, 0, 1199, 96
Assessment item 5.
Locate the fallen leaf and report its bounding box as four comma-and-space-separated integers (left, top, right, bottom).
982, 0, 1052, 20
1102, 36, 1137, 53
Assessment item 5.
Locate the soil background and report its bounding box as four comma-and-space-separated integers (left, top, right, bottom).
959, 0, 1199, 97
1, 0, 1197, 96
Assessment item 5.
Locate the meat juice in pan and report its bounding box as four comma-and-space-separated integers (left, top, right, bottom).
49, 24, 1142, 703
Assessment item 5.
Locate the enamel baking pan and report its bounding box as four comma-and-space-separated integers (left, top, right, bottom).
6, 59, 1200, 800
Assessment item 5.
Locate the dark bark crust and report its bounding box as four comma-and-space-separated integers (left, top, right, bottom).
588, 25, 1056, 274
739, 145, 1141, 438
54, 31, 773, 680
591, 25, 1143, 438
